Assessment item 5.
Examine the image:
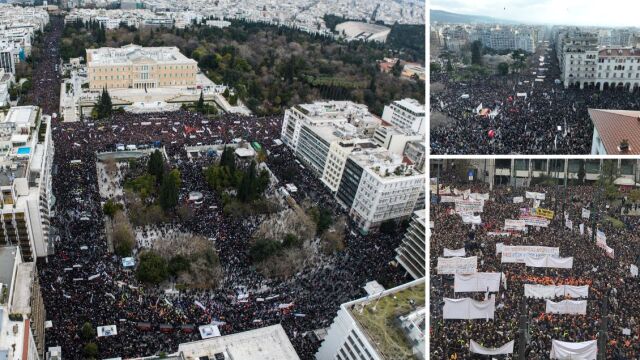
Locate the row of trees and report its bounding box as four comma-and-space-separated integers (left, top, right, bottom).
204, 147, 270, 203
125, 150, 180, 211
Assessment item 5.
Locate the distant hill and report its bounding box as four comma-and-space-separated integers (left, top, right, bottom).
430, 9, 520, 25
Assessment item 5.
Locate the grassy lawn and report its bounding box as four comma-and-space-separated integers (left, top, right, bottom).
351, 283, 425, 359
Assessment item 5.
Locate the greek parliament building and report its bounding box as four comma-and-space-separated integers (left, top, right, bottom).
86, 44, 197, 90
431, 159, 640, 187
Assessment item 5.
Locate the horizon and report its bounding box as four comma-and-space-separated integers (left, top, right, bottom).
431, 0, 640, 28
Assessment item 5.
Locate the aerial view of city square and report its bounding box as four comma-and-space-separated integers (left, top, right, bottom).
430, 0, 640, 155
0, 0, 426, 359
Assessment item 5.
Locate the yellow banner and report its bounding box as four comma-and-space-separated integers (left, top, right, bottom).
534, 208, 555, 220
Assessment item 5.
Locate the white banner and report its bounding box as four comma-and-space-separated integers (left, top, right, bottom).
444, 248, 466, 257
504, 219, 526, 231
469, 193, 490, 201
524, 284, 558, 299
496, 242, 504, 254
524, 284, 588, 299
545, 299, 587, 315
632, 264, 639, 277
565, 219, 573, 230
579, 223, 584, 235
437, 256, 478, 274
596, 233, 614, 258
461, 213, 482, 224
470, 340, 514, 355
520, 216, 550, 227
454, 273, 502, 293
582, 208, 590, 219
443, 296, 495, 320
550, 340, 597, 360
501, 246, 559, 263
441, 195, 462, 203
524, 255, 573, 269
513, 196, 524, 204
526, 191, 546, 200
565, 285, 589, 298
455, 199, 483, 213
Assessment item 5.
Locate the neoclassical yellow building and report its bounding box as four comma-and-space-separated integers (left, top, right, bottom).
86, 44, 198, 90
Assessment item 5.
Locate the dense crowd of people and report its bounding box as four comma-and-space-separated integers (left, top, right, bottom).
430, 45, 640, 155
22, 16, 63, 115
430, 172, 640, 359
22, 17, 410, 359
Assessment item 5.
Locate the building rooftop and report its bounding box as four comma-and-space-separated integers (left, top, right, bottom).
393, 99, 425, 116
346, 278, 425, 360
87, 44, 197, 66
350, 147, 420, 179
10, 262, 34, 315
177, 324, 299, 360
0, 247, 17, 293
589, 108, 640, 154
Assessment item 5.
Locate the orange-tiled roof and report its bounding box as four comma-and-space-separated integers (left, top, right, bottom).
589, 108, 640, 154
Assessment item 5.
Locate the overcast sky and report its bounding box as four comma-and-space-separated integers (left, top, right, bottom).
431, 0, 640, 27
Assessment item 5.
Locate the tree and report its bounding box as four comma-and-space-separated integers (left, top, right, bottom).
391, 59, 403, 77
112, 214, 135, 257
159, 171, 178, 211
196, 91, 205, 112
471, 40, 483, 65
81, 322, 95, 340
103, 199, 123, 218
446, 59, 453, 72
168, 255, 190, 276
282, 233, 302, 248
310, 207, 333, 234
430, 62, 441, 73
83, 343, 98, 359
169, 168, 182, 189
219, 146, 236, 171
379, 219, 397, 234
148, 150, 164, 185
137, 251, 168, 284
249, 239, 282, 262
94, 87, 113, 119
497, 62, 509, 76
222, 87, 230, 98
229, 94, 238, 105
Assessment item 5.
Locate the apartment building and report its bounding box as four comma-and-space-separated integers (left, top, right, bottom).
0, 106, 54, 262
86, 44, 198, 90
395, 210, 426, 279
0, 246, 46, 360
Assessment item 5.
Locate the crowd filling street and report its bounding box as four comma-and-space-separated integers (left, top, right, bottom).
26, 16, 410, 360
430, 45, 640, 155
431, 171, 640, 359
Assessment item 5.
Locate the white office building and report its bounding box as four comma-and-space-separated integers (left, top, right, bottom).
347, 148, 423, 232
381, 99, 425, 134
316, 278, 425, 360
282, 101, 424, 233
